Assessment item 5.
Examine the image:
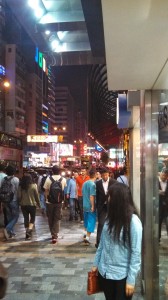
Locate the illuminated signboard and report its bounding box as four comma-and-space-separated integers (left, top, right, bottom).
55, 144, 73, 156
27, 135, 58, 143
0, 65, 5, 75
35, 47, 38, 63
39, 52, 43, 68
95, 144, 103, 152
34, 47, 48, 74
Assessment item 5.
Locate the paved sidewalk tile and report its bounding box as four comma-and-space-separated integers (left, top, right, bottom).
0, 209, 144, 300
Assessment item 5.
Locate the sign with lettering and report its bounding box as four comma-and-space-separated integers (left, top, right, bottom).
27, 135, 58, 143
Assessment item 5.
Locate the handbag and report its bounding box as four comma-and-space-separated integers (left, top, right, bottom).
87, 270, 102, 295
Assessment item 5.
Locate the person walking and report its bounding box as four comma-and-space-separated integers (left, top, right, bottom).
76, 167, 90, 223
43, 165, 66, 244
3, 165, 20, 240
95, 171, 101, 181
158, 169, 168, 242
37, 169, 48, 216
0, 164, 7, 226
66, 171, 78, 221
95, 168, 116, 247
18, 174, 40, 240
92, 182, 142, 300
82, 169, 96, 245
117, 167, 129, 186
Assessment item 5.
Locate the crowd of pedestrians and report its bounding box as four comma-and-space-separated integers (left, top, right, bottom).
0, 163, 142, 300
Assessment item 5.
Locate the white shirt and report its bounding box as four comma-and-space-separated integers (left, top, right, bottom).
159, 179, 167, 192
102, 178, 109, 195
43, 175, 66, 191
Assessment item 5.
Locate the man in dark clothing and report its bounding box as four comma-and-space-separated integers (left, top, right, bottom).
95, 168, 116, 247
159, 169, 168, 242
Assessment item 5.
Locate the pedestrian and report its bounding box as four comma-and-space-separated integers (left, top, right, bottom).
0, 164, 7, 226
66, 170, 78, 221
76, 167, 90, 223
95, 168, 116, 248
82, 169, 96, 245
18, 174, 40, 240
95, 171, 101, 181
92, 182, 142, 300
117, 167, 129, 186
63, 173, 71, 209
3, 165, 20, 240
43, 165, 66, 244
37, 169, 48, 216
158, 169, 168, 242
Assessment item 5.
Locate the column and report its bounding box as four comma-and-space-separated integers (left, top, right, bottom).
140, 90, 159, 299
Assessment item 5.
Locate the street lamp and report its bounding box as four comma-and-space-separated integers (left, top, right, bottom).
3, 80, 10, 89
53, 126, 67, 166
0, 77, 10, 131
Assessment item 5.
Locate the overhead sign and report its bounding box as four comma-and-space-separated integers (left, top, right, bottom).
27, 135, 58, 143
95, 145, 103, 152
117, 94, 131, 129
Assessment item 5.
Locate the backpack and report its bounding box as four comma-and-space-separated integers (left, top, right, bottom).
48, 176, 63, 204
40, 175, 47, 192
0, 176, 14, 203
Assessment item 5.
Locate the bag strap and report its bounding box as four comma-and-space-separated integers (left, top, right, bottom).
58, 177, 63, 183
50, 176, 62, 183
50, 176, 55, 183
119, 176, 125, 184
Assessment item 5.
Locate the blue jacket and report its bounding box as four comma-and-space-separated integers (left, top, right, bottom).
93, 214, 142, 285
67, 178, 77, 199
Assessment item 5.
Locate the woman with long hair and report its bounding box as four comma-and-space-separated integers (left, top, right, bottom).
18, 174, 40, 240
92, 182, 142, 300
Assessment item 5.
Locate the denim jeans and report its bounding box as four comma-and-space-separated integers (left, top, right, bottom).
5, 201, 19, 234
40, 192, 46, 211
69, 198, 76, 219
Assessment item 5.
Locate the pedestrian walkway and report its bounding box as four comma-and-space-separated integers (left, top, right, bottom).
0, 209, 144, 300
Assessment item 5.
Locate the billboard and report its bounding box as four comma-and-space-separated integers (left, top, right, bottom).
52, 143, 73, 157
27, 135, 58, 143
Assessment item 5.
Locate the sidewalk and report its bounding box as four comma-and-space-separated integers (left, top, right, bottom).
0, 209, 144, 300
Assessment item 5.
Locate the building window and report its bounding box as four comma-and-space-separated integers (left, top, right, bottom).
8, 48, 12, 53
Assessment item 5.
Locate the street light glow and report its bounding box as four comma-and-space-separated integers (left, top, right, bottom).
3, 80, 10, 88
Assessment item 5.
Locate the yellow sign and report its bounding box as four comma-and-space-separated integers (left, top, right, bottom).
27, 135, 58, 143
58, 135, 63, 142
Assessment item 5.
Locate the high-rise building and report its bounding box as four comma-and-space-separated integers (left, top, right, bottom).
48, 67, 56, 134
74, 110, 87, 142
5, 44, 27, 135
55, 86, 74, 144
0, 0, 7, 131
26, 73, 43, 135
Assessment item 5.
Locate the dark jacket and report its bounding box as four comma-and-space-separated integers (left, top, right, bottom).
159, 179, 168, 212
96, 178, 116, 212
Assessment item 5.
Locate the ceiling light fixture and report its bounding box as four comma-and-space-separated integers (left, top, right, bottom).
45, 30, 51, 35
